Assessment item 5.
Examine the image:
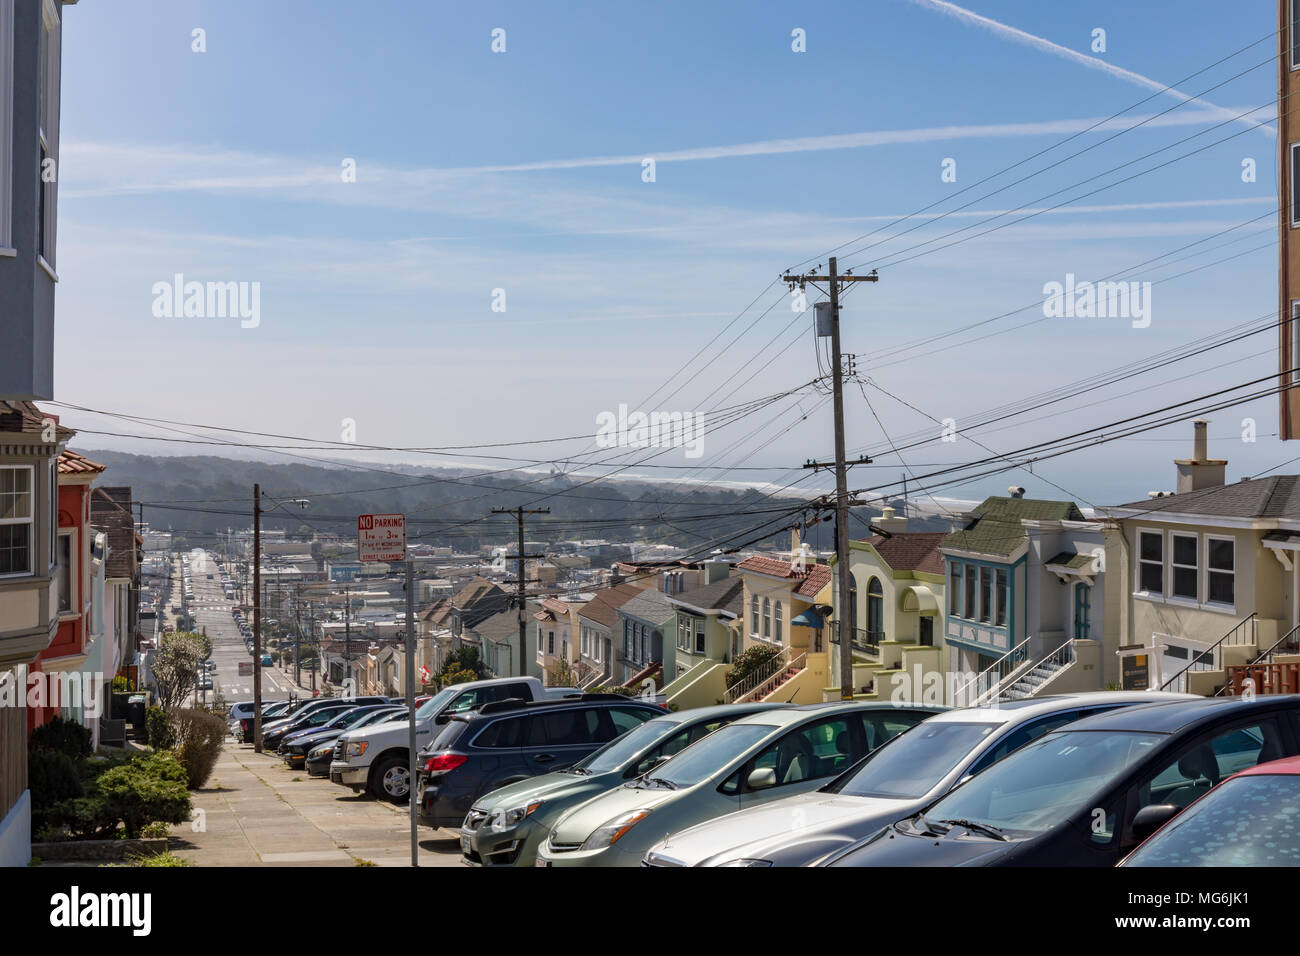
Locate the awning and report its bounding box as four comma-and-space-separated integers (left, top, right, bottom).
790, 607, 825, 629
898, 584, 938, 614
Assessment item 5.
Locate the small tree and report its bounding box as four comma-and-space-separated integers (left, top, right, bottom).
547, 657, 576, 688
724, 644, 782, 689
152, 631, 212, 711
440, 647, 485, 681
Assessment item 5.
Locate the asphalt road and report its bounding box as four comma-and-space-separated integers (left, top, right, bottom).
183, 548, 298, 707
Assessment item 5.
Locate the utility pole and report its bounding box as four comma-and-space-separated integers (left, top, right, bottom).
491, 506, 550, 677
252, 484, 264, 752
405, 557, 418, 867
786, 257, 878, 700
293, 581, 303, 688
343, 585, 351, 691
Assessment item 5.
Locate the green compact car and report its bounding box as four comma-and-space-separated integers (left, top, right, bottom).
535, 701, 945, 867
461, 702, 789, 867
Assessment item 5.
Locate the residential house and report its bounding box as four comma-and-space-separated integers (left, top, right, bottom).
660, 569, 744, 710
576, 582, 641, 689
827, 514, 947, 702
940, 492, 1112, 704
27, 451, 106, 739
89, 486, 138, 718
726, 554, 832, 704
472, 605, 543, 680
534, 596, 580, 686
0, 0, 75, 866
616, 587, 676, 687
446, 577, 511, 656
1105, 420, 1300, 695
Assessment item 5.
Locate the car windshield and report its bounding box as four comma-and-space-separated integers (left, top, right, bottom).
326, 707, 378, 729
574, 717, 680, 775
831, 721, 1002, 799
921, 730, 1164, 837
1124, 774, 1300, 866
354, 709, 404, 728
641, 723, 776, 789
415, 687, 460, 721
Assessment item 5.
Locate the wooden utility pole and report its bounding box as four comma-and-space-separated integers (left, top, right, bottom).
786, 258, 878, 699
252, 484, 264, 751
491, 506, 550, 676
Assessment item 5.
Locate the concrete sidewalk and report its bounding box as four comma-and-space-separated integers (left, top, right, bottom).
168, 743, 463, 867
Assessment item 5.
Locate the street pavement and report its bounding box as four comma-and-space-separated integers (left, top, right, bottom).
168, 741, 464, 866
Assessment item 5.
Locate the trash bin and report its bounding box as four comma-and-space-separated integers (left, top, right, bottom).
126, 693, 147, 739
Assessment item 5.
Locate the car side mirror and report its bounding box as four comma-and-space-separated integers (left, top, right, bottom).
434, 713, 449, 725
747, 768, 777, 791
631, 755, 666, 777
1131, 803, 1180, 843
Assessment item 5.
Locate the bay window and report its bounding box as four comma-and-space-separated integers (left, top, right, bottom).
0, 465, 33, 576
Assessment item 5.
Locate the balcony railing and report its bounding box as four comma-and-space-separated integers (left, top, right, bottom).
828, 622, 882, 656
1159, 612, 1256, 694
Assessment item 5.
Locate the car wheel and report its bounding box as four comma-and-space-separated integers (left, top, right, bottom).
370, 757, 410, 802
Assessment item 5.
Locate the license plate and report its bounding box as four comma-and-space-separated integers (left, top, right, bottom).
461, 835, 472, 855
535, 859, 551, 867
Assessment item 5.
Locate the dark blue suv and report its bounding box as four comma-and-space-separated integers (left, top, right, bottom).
415, 694, 665, 829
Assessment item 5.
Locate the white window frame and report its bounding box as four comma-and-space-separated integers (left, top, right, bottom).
750, 594, 759, 635
0, 464, 34, 578
56, 527, 74, 615
774, 601, 783, 644
1135, 529, 1164, 598
593, 634, 602, 664
36, 0, 59, 274
1204, 534, 1236, 611
762, 597, 771, 639
0, 0, 13, 255
1168, 530, 1200, 604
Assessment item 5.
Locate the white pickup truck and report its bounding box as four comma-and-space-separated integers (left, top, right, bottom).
329, 676, 546, 801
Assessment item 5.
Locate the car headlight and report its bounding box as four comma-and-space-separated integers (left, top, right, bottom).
491, 802, 542, 831
581, 810, 652, 851
717, 858, 773, 867
345, 741, 368, 757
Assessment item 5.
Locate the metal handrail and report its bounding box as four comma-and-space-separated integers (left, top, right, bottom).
742, 652, 807, 703
1216, 620, 1300, 696
1002, 640, 1077, 701
1159, 611, 1257, 693
725, 647, 791, 703
950, 637, 1031, 707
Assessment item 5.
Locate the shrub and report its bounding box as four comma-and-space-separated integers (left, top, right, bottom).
29, 716, 92, 760
724, 644, 782, 689
146, 705, 175, 750
95, 752, 192, 839
28, 749, 83, 833
54, 795, 120, 840
168, 708, 227, 789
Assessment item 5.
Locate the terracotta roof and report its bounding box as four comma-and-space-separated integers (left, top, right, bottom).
57, 449, 107, 475
864, 532, 946, 575
577, 582, 641, 628
540, 597, 571, 616
737, 555, 832, 597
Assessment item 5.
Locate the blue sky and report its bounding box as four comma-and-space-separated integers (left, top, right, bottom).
50, 0, 1285, 512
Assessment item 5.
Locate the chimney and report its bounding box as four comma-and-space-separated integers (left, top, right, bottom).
1174, 419, 1227, 494
702, 559, 730, 585
874, 506, 908, 533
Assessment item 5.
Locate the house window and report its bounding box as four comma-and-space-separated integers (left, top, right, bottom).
36, 0, 59, 269
1170, 533, 1198, 601
1293, 144, 1300, 228
0, 465, 33, 576
594, 635, 602, 664
774, 601, 783, 643
1137, 530, 1163, 595
1293, 0, 1300, 68
1074, 583, 1091, 640
547, 631, 554, 654
751, 594, 759, 634
57, 530, 71, 612
995, 568, 1008, 627
1206, 536, 1235, 606
762, 598, 771, 639
978, 567, 992, 624
867, 578, 883, 638
1291, 302, 1300, 384
694, 624, 705, 654
949, 563, 962, 616
963, 563, 976, 619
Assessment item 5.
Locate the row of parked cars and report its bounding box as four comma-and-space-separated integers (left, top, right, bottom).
227, 679, 1300, 867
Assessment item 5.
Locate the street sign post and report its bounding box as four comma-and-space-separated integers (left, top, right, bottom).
357, 513, 417, 867
357, 513, 407, 563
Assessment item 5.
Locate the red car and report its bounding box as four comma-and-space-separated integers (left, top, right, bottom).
1121, 754, 1300, 867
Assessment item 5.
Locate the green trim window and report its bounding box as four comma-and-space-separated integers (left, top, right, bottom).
949, 564, 962, 616
995, 569, 1008, 627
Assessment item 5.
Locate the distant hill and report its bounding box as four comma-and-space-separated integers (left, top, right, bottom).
80, 451, 949, 554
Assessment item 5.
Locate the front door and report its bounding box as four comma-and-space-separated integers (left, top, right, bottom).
919, 617, 934, 647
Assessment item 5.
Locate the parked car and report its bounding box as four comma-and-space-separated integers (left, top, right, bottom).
643, 691, 1191, 867
820, 695, 1300, 867
544, 686, 582, 700
264, 702, 361, 750
461, 701, 789, 867
260, 653, 274, 668
415, 694, 667, 833
1120, 753, 1300, 866
536, 701, 944, 867
280, 705, 405, 768
305, 740, 340, 777
330, 676, 548, 802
